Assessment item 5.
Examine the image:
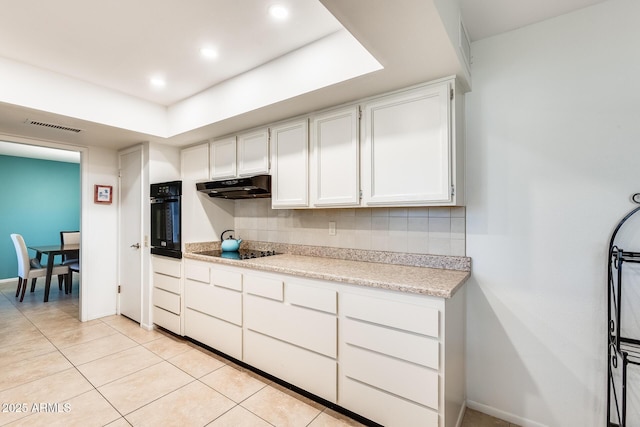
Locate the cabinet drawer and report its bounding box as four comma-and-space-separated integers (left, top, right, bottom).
244, 274, 283, 301
244, 330, 336, 402
340, 376, 438, 427
153, 306, 181, 335
245, 295, 336, 358
342, 293, 439, 338
211, 267, 242, 291
185, 308, 242, 360
185, 280, 242, 326
153, 272, 181, 294
153, 287, 181, 315
153, 257, 181, 278
287, 282, 336, 314
342, 344, 438, 410
185, 262, 210, 283
343, 318, 438, 369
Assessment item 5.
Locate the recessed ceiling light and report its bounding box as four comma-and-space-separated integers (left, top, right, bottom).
269, 4, 289, 20
150, 77, 166, 88
200, 47, 218, 59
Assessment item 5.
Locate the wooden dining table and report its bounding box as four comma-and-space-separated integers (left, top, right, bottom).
28, 243, 80, 302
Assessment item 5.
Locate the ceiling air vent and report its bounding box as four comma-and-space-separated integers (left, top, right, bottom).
25, 119, 82, 133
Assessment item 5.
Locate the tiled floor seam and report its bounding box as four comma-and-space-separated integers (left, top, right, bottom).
305, 410, 324, 427
233, 403, 279, 427
119, 378, 200, 418
0, 366, 92, 407
69, 350, 167, 413
119, 378, 245, 426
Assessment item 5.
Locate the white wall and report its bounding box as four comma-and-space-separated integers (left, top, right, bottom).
81, 145, 119, 321
149, 142, 180, 184
465, 0, 640, 425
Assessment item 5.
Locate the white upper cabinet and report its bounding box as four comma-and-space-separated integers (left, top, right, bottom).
237, 128, 270, 177
270, 118, 309, 208
361, 79, 462, 206
206, 77, 463, 208
209, 128, 269, 180
181, 143, 218, 244
209, 136, 237, 180
182, 142, 210, 182
310, 105, 360, 207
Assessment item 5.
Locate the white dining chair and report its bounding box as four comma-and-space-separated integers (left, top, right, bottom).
60, 230, 80, 294
10, 234, 70, 302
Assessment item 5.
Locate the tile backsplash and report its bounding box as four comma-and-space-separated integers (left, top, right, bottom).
234, 199, 466, 256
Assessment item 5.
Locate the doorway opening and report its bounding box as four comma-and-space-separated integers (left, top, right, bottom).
0, 139, 84, 318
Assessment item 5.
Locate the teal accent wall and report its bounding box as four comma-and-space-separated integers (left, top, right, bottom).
0, 155, 80, 279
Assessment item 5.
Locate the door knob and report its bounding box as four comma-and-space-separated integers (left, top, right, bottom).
130, 243, 140, 249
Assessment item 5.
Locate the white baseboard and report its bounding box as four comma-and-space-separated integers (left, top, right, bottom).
0, 277, 17, 284
466, 400, 548, 427
140, 322, 154, 331
456, 402, 467, 427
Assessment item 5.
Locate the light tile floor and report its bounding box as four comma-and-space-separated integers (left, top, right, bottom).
0, 279, 515, 427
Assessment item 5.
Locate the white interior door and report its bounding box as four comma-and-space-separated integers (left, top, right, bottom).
118, 146, 143, 322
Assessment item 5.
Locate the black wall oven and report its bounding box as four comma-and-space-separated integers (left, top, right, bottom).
150, 181, 182, 259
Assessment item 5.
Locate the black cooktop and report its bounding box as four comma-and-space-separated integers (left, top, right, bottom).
197, 249, 279, 260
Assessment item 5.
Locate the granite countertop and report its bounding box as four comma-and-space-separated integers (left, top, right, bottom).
184, 242, 470, 298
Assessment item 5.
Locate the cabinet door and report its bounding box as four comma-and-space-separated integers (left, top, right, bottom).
237, 128, 269, 176
153, 306, 181, 335
244, 330, 337, 402
185, 279, 242, 326
210, 137, 237, 179
310, 106, 360, 207
271, 119, 309, 208
182, 143, 210, 182
182, 143, 219, 244
361, 82, 451, 206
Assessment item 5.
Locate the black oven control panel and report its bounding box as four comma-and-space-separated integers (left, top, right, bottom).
151, 181, 182, 198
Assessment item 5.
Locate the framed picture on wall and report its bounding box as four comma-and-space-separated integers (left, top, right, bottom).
94, 185, 113, 204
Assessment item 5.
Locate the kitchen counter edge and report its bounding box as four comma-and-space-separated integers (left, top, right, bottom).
183, 251, 469, 298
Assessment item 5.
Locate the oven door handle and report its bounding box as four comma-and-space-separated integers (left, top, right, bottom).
151, 198, 179, 203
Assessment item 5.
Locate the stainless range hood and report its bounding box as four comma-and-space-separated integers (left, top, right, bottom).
196, 174, 271, 199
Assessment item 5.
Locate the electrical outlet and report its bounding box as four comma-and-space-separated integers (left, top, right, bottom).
329, 221, 336, 236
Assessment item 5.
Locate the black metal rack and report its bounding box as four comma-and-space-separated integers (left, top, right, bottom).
608, 193, 640, 426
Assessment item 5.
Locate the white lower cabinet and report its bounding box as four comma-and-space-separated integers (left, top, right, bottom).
339, 285, 465, 427
184, 260, 243, 359
182, 259, 465, 426
244, 330, 336, 401
243, 272, 338, 402
339, 292, 447, 427
151, 255, 182, 335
